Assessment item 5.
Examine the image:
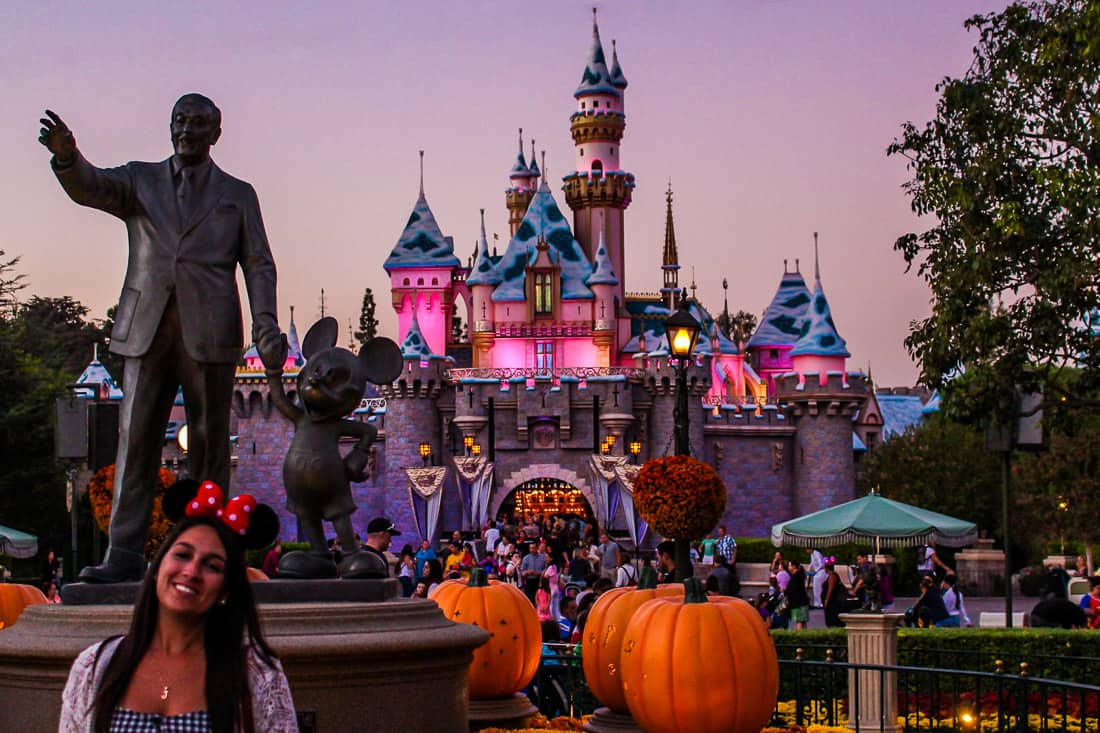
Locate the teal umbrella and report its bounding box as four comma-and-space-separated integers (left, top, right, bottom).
0, 524, 38, 559
770, 491, 977, 550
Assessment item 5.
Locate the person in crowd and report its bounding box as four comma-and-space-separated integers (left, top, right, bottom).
482, 521, 500, 558
704, 575, 721, 596
1073, 555, 1089, 577
414, 539, 436, 582
494, 533, 514, 570
597, 532, 620, 583
260, 542, 282, 578
558, 597, 579, 642
879, 563, 895, 608
822, 557, 848, 628
572, 593, 598, 643
568, 547, 590, 586
363, 517, 400, 577
42, 549, 61, 589
59, 515, 297, 731
775, 557, 791, 594
906, 575, 951, 628
939, 575, 971, 627
543, 558, 563, 619
1030, 597, 1087, 628
535, 576, 554, 622
1079, 577, 1100, 629
769, 551, 785, 578
709, 554, 734, 596
397, 549, 416, 597
504, 551, 523, 587
753, 593, 772, 626
917, 544, 954, 582
786, 560, 810, 630
851, 553, 881, 611
45, 580, 62, 604
328, 538, 343, 565
615, 551, 638, 587
424, 559, 444, 596
410, 581, 429, 599
656, 541, 677, 584
715, 525, 737, 565
808, 546, 826, 608
521, 543, 549, 603
699, 532, 717, 567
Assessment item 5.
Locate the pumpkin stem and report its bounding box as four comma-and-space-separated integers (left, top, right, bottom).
468, 568, 490, 587
638, 566, 658, 589
683, 577, 708, 603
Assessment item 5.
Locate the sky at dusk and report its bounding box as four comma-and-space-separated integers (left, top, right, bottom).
1, 0, 1011, 387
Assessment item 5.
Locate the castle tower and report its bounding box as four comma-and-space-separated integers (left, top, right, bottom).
466, 208, 500, 367
585, 228, 619, 365
776, 235, 863, 516
660, 183, 680, 311
562, 9, 633, 302
384, 152, 461, 356
505, 129, 537, 237
746, 263, 812, 396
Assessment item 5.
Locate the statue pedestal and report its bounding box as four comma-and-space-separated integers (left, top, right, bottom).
584, 707, 645, 732
0, 598, 487, 732
467, 693, 539, 727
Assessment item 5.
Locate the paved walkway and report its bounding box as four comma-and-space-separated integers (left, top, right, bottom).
798, 594, 1039, 629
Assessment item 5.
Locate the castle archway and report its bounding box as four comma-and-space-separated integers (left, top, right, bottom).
492, 464, 596, 525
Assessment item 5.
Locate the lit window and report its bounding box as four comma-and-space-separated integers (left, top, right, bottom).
536, 341, 554, 370
535, 272, 553, 315
418, 278, 424, 286
432, 277, 438, 285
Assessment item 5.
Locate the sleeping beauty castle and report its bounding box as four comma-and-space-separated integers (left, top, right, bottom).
223, 13, 874, 546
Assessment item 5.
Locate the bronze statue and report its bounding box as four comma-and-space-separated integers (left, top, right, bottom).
264, 317, 402, 579
39, 95, 283, 582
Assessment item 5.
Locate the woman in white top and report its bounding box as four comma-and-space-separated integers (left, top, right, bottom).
939, 575, 971, 627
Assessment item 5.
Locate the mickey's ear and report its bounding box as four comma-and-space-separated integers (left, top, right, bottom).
244, 505, 280, 551
302, 317, 339, 359
162, 479, 200, 522
359, 337, 403, 385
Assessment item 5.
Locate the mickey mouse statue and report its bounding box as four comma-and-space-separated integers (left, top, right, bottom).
262, 316, 402, 579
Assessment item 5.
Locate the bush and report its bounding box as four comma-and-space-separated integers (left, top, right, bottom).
246, 541, 311, 569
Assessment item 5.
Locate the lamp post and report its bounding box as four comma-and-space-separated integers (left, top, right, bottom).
665, 289, 701, 580
419, 441, 432, 467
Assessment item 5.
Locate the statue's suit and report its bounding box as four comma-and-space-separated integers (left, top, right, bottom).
54, 153, 277, 571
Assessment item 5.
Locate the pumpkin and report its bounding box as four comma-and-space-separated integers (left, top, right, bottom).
582, 566, 684, 713
429, 567, 541, 699
620, 578, 778, 733
246, 567, 269, 581
0, 584, 48, 629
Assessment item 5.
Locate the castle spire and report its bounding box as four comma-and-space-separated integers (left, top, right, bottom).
575, 6, 618, 98
418, 150, 424, 196
610, 38, 628, 89
509, 128, 529, 179
813, 231, 821, 283
660, 181, 681, 309
527, 138, 540, 179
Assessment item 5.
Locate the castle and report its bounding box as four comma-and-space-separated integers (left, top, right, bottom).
226, 13, 870, 546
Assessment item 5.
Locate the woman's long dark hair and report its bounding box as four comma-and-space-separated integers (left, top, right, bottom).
91, 516, 278, 733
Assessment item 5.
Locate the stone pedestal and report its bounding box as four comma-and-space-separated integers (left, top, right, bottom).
840, 612, 904, 733
956, 538, 1005, 595
583, 706, 645, 732
468, 693, 539, 727
0, 598, 488, 732
1043, 555, 1077, 569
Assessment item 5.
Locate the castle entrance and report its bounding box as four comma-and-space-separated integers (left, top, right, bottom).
501, 477, 594, 523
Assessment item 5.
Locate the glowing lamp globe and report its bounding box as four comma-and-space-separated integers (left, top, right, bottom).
666, 296, 701, 359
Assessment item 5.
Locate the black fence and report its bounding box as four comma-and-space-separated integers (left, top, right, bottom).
526, 642, 600, 719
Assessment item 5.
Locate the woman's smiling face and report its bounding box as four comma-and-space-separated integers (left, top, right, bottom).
156, 524, 228, 617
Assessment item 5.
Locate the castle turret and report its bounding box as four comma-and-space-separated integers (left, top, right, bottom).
466, 208, 500, 367
506, 129, 537, 237
789, 235, 850, 385
562, 9, 634, 296
660, 183, 680, 311
746, 263, 812, 396
384, 152, 461, 358
585, 228, 619, 365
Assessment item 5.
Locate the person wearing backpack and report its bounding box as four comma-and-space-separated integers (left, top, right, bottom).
615, 550, 639, 587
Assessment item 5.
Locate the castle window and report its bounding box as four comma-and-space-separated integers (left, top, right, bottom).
536, 341, 554, 371
579, 148, 583, 156
581, 102, 586, 109
770, 349, 779, 360
591, 160, 603, 174
418, 278, 424, 286
432, 277, 438, 285
593, 100, 599, 108
535, 272, 553, 315
403, 278, 410, 286
610, 147, 615, 155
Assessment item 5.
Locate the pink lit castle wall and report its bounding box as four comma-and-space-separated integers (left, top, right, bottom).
229, 12, 868, 545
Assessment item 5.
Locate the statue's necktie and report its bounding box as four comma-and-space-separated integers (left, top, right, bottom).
177, 167, 194, 227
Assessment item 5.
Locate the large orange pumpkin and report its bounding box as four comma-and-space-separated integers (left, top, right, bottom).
0, 584, 48, 629
582, 567, 684, 713
429, 568, 540, 699
620, 577, 778, 733
246, 567, 269, 581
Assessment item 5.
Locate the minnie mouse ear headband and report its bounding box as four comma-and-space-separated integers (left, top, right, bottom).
824, 556, 837, 565
163, 480, 280, 551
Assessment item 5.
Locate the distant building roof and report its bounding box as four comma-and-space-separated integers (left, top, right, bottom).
747, 270, 811, 348
384, 192, 460, 270
75, 358, 123, 400
877, 394, 927, 440
400, 307, 435, 359
585, 230, 619, 286
609, 39, 628, 90
466, 210, 501, 287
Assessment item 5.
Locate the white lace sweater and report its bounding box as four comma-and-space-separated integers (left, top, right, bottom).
58, 638, 299, 732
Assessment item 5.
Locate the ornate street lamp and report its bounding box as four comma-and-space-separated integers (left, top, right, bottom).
418, 441, 432, 467
666, 290, 701, 457
628, 440, 642, 464
471, 443, 482, 457
463, 435, 474, 456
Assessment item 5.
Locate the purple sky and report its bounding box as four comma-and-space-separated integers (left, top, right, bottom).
1, 1, 1009, 387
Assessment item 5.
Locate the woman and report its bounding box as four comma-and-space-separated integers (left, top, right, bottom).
939, 575, 971, 627
535, 576, 554, 622
769, 551, 785, 577
45, 580, 63, 605
59, 515, 296, 732
908, 575, 950, 628
504, 551, 523, 588
424, 558, 444, 595
397, 549, 416, 597
494, 534, 514, 570
785, 560, 810, 630
543, 559, 563, 619
822, 557, 848, 628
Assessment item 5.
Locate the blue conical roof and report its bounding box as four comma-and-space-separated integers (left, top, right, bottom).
384, 192, 460, 270
75, 357, 123, 399
400, 305, 435, 359
609, 39, 628, 89
790, 278, 850, 358
491, 180, 594, 302
575, 15, 620, 98
527, 152, 541, 178
746, 270, 812, 348
585, 230, 619, 286
467, 210, 501, 287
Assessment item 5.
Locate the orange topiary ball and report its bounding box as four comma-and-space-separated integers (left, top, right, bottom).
633, 455, 726, 540
87, 465, 176, 558
620, 578, 778, 733
0, 583, 48, 629
581, 567, 684, 713
430, 568, 541, 699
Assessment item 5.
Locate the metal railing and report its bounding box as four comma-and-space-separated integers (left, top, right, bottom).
525, 643, 599, 719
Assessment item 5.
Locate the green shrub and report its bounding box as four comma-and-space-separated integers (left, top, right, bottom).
246, 541, 311, 569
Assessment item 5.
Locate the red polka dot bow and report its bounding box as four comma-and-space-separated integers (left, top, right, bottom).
184, 480, 256, 536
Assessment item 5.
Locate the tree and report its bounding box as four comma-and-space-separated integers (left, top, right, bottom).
0, 250, 27, 317
354, 287, 379, 348
858, 414, 1002, 539
888, 0, 1100, 424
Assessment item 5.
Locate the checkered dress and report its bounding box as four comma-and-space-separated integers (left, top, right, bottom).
109, 709, 210, 732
